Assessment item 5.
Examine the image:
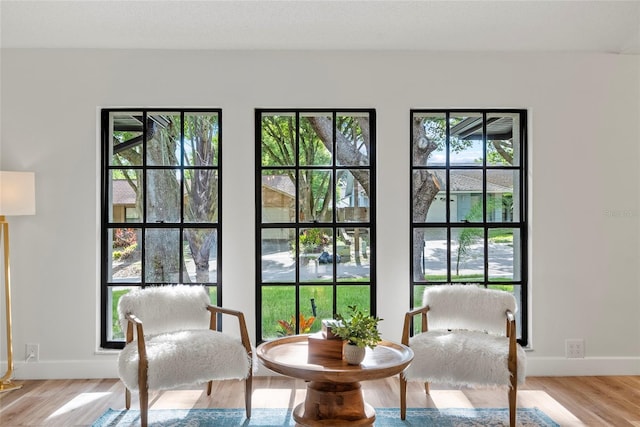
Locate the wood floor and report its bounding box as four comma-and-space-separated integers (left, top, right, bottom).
1, 376, 639, 426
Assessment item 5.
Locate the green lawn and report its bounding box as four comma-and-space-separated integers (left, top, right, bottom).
111, 282, 514, 341
260, 285, 371, 339
110, 284, 368, 341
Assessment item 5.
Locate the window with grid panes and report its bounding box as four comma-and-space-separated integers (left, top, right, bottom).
256, 109, 376, 343
410, 110, 528, 345
100, 109, 221, 349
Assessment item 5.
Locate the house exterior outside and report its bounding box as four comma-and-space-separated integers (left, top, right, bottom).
426, 169, 514, 223
111, 180, 139, 222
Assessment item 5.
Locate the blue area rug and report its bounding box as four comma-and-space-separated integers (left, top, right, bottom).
93, 407, 559, 426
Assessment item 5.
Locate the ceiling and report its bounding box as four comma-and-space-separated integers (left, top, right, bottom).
1, 0, 639, 53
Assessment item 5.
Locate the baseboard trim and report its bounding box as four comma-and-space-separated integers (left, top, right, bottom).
525, 356, 640, 376
7, 356, 639, 380
12, 360, 119, 380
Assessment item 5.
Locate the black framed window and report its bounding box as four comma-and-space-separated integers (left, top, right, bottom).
410, 110, 528, 345
100, 109, 222, 349
256, 109, 376, 343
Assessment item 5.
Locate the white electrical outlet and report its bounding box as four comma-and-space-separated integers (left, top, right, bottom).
26, 343, 39, 362
565, 339, 585, 358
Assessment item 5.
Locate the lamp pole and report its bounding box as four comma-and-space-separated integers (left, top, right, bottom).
0, 215, 21, 391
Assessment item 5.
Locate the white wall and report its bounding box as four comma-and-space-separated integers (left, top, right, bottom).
1, 49, 638, 379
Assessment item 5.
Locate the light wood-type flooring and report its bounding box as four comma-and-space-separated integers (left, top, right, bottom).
1, 376, 639, 426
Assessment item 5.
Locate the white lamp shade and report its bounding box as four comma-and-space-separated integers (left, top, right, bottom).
0, 171, 36, 216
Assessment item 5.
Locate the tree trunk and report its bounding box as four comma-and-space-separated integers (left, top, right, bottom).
307, 117, 370, 196
145, 121, 182, 282
411, 118, 441, 281
183, 116, 219, 281
185, 229, 217, 282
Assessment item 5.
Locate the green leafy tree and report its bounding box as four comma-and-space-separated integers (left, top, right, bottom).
412, 117, 446, 281
307, 116, 370, 196
262, 115, 372, 224
454, 200, 487, 276
113, 114, 219, 282
411, 117, 514, 281
261, 115, 333, 222
488, 139, 513, 165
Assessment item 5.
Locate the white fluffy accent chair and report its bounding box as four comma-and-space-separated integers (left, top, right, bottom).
400, 285, 526, 427
117, 285, 253, 427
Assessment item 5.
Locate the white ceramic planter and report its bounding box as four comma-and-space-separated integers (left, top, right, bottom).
343, 343, 366, 365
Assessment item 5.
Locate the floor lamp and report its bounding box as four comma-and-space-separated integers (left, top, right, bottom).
0, 171, 36, 392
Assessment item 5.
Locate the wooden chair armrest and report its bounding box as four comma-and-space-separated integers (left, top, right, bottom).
125, 313, 143, 325
123, 313, 148, 389
506, 309, 515, 323
124, 313, 144, 344
207, 305, 245, 318
505, 309, 518, 383
207, 305, 253, 357
124, 313, 146, 353
401, 305, 430, 346
505, 309, 516, 338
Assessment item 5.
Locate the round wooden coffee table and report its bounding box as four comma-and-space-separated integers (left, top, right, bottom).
256, 335, 413, 426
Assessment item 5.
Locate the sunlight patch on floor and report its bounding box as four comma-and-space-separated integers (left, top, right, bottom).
253, 388, 294, 408
517, 390, 585, 426
429, 390, 475, 408
424, 389, 585, 426
253, 385, 306, 408
153, 390, 203, 409
406, 387, 585, 426
46, 392, 111, 419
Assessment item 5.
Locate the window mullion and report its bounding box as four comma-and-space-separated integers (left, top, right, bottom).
141, 111, 148, 285
179, 112, 185, 283
482, 112, 488, 282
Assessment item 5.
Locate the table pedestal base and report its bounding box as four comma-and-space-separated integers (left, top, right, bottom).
293, 381, 375, 426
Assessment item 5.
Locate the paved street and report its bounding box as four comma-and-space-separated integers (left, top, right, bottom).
261, 240, 515, 282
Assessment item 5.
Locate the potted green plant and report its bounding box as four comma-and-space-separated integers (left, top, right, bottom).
332, 305, 383, 364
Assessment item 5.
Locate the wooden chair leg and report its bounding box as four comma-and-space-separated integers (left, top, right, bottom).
508, 385, 517, 427
139, 387, 149, 427
400, 374, 407, 420
509, 359, 517, 427
245, 374, 253, 418
425, 381, 430, 395
125, 387, 131, 409
207, 380, 213, 396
